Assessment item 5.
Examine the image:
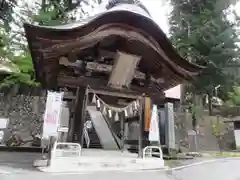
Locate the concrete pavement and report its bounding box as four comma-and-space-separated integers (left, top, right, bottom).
1, 152, 240, 180
169, 158, 240, 180
1, 159, 240, 180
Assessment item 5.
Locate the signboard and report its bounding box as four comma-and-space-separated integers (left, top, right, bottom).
0, 118, 9, 129
148, 105, 160, 142
58, 127, 69, 133
42, 91, 64, 137
0, 131, 4, 142
188, 130, 197, 136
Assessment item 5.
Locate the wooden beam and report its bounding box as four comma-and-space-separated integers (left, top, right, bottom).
57, 75, 163, 99
59, 58, 165, 83
89, 88, 140, 99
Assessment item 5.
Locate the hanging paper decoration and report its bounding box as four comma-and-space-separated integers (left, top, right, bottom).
108, 109, 112, 118
102, 106, 107, 115
92, 94, 96, 104
114, 112, 119, 121
129, 105, 133, 116
133, 109, 137, 116
87, 86, 143, 118
133, 101, 137, 110
96, 99, 101, 108
136, 99, 139, 108
124, 109, 128, 117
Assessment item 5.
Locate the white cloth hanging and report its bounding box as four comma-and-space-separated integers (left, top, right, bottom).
114, 112, 119, 121
148, 105, 160, 142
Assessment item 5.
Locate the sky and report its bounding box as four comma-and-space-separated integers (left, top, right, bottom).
141, 0, 171, 35
89, 0, 171, 35
19, 0, 240, 35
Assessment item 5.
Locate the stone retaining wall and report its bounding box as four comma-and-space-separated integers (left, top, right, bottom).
0, 94, 46, 145
175, 112, 235, 152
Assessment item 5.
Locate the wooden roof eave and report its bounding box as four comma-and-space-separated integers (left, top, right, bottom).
37, 24, 200, 80
23, 3, 203, 72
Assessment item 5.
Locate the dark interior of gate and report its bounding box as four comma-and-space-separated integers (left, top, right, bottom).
24, 3, 203, 151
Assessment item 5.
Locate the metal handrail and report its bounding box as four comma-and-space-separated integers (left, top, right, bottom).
143, 146, 163, 159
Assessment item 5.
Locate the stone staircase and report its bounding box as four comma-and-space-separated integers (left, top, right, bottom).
83, 111, 102, 149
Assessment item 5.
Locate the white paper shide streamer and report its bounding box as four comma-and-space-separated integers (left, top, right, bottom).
124, 109, 128, 117
92, 94, 96, 104
89, 87, 141, 118
108, 109, 112, 118
96, 98, 101, 108
102, 106, 107, 115
114, 112, 119, 121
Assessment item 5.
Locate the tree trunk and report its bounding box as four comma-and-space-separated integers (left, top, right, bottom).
180, 84, 186, 108
41, 0, 46, 9
207, 93, 213, 116
217, 137, 223, 153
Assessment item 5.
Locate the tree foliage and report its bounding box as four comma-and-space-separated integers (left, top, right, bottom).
33, 0, 79, 25
169, 0, 240, 99
0, 0, 18, 30
225, 86, 240, 106
0, 0, 102, 89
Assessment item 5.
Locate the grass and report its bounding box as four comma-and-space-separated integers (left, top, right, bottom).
213, 152, 240, 158
164, 160, 182, 168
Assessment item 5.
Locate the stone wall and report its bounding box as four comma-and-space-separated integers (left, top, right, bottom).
0, 93, 46, 146
175, 112, 235, 152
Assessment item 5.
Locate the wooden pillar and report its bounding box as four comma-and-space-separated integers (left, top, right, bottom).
72, 87, 85, 143
47, 136, 56, 166
80, 88, 89, 148
120, 112, 124, 152
138, 97, 144, 158
67, 99, 75, 142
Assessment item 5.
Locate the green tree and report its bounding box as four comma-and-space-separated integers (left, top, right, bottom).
33, 0, 74, 25
0, 0, 103, 89
226, 86, 240, 106
0, 0, 18, 30
0, 14, 37, 89
169, 0, 240, 114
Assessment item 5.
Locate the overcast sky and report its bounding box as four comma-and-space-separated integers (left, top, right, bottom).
90, 0, 240, 36
17, 0, 240, 36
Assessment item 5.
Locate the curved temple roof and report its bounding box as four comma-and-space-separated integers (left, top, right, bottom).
24, 3, 203, 91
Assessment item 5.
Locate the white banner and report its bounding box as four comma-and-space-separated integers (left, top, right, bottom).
42, 91, 64, 137
148, 105, 160, 142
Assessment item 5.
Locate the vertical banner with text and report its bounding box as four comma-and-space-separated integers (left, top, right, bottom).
42, 91, 64, 138
148, 105, 160, 142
